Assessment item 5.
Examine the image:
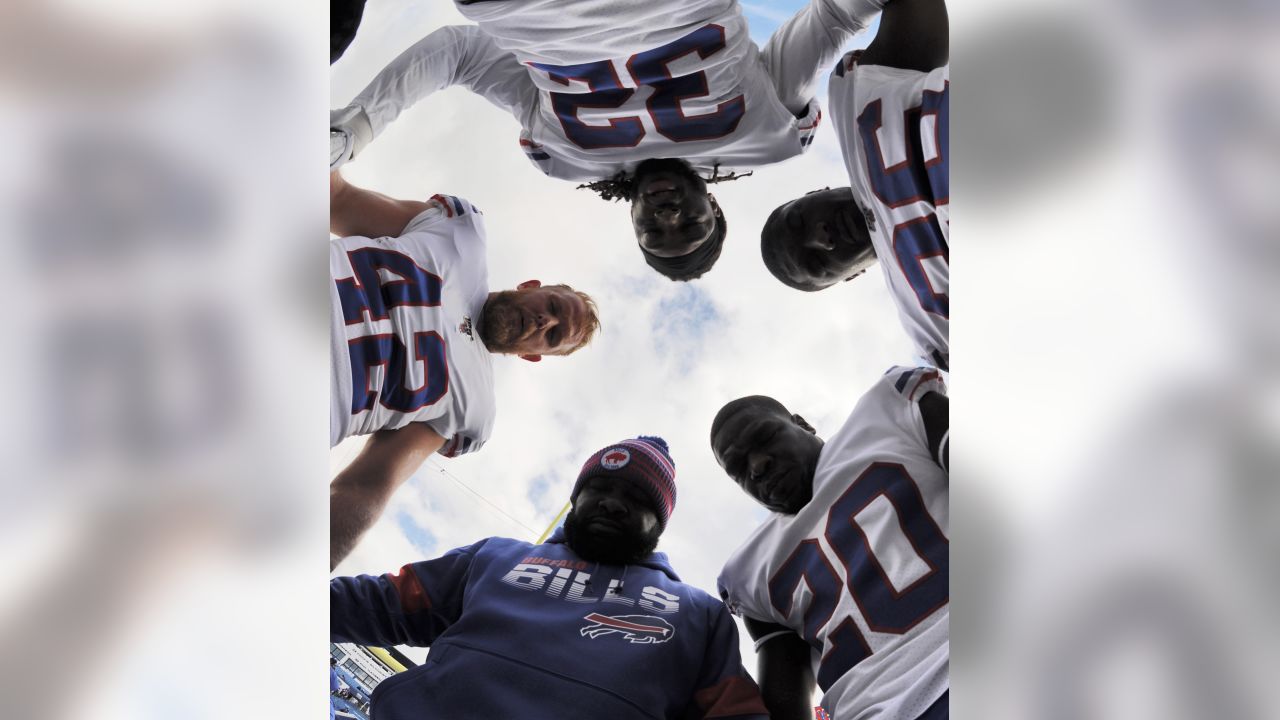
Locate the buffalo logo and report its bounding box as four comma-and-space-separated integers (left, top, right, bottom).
601, 448, 630, 470
580, 613, 674, 644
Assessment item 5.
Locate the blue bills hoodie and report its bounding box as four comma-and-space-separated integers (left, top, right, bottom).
331, 529, 768, 719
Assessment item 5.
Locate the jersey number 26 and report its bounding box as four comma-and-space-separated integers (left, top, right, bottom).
858, 82, 949, 317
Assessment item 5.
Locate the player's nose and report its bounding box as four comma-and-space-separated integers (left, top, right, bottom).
747, 452, 771, 480
653, 206, 682, 225
598, 494, 627, 516
803, 224, 835, 251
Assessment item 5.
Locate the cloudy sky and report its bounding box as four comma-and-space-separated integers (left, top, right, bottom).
330, 0, 909, 669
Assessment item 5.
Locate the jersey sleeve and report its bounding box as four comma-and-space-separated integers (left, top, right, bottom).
877, 365, 946, 457
437, 431, 484, 458
330, 539, 489, 647
332, 25, 535, 167
397, 194, 484, 236
883, 365, 946, 402
716, 561, 769, 629
682, 601, 771, 720
759, 0, 881, 116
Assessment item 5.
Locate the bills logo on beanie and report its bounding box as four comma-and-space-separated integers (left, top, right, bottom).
601, 448, 630, 469
572, 436, 677, 530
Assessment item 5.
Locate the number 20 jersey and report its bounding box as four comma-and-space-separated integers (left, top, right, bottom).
457, 0, 824, 180
329, 198, 496, 455
718, 367, 948, 720
832, 56, 950, 371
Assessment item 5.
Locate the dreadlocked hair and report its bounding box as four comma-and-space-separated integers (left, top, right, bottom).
577, 171, 638, 202
576, 163, 754, 202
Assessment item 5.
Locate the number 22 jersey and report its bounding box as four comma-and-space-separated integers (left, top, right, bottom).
329, 196, 496, 456
831, 55, 950, 371
718, 367, 949, 720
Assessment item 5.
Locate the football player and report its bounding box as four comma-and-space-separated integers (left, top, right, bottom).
330, 171, 601, 568
330, 0, 891, 280
331, 436, 770, 719
712, 366, 949, 720
760, 0, 949, 370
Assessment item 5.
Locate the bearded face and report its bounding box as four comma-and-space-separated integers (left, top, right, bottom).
477, 289, 524, 353
562, 505, 662, 566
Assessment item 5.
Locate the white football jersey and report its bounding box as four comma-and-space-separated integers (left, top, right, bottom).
329, 196, 495, 457
830, 56, 950, 371
336, 1, 857, 182
718, 366, 948, 720
462, 0, 822, 181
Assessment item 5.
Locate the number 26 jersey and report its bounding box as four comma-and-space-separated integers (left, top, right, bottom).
832, 56, 950, 371
718, 367, 949, 720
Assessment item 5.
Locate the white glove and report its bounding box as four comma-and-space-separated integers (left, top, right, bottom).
329, 105, 374, 170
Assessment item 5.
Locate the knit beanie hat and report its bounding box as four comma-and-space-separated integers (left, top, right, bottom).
571, 436, 677, 530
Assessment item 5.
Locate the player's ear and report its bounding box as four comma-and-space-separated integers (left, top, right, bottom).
519, 353, 543, 363
517, 279, 542, 290
791, 414, 817, 434
708, 194, 722, 216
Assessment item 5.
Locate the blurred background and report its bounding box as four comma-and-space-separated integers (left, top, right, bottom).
954, 0, 1280, 718
0, 0, 1275, 718
0, 1, 327, 718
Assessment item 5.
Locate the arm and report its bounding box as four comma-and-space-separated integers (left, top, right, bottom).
858, 0, 948, 73
760, 0, 887, 115
683, 604, 770, 720
330, 170, 432, 239
330, 423, 446, 570
331, 25, 534, 167
331, 542, 485, 647
918, 390, 949, 472
745, 617, 817, 720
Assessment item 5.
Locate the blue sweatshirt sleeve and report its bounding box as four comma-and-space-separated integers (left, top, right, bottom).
330, 539, 488, 647
685, 600, 771, 720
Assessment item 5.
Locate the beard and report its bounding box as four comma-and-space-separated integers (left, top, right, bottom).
477, 290, 523, 353
562, 507, 661, 566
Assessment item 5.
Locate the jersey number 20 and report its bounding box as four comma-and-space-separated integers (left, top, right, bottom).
336, 248, 448, 414
767, 463, 948, 690
531, 24, 746, 149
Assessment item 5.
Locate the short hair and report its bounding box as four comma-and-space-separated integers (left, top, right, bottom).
760, 203, 823, 292
641, 213, 727, 282
545, 284, 601, 355
710, 395, 790, 443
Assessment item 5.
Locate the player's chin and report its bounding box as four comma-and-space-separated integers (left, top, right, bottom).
479, 304, 520, 350
766, 475, 812, 514
565, 511, 659, 564
639, 235, 702, 258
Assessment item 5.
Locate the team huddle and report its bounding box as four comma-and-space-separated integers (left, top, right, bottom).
329, 0, 949, 718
